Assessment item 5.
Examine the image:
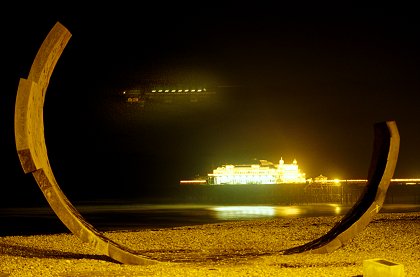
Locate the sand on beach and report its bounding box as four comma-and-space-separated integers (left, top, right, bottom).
0, 212, 419, 276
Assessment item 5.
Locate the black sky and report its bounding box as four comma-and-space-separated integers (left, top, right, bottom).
2, 7, 420, 205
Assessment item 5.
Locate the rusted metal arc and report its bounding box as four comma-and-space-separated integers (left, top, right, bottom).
283, 121, 400, 254
14, 22, 157, 265
15, 21, 400, 263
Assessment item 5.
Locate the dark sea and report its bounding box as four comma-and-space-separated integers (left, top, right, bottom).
1, 202, 419, 236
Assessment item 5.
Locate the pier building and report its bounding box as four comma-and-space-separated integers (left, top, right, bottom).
207, 158, 306, 185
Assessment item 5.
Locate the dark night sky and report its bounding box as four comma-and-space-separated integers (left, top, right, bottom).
2, 7, 420, 206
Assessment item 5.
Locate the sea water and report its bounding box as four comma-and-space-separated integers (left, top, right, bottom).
1, 202, 419, 236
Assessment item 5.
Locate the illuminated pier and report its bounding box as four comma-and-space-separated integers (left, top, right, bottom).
179, 160, 420, 204
207, 158, 306, 185
180, 176, 420, 186
183, 158, 420, 186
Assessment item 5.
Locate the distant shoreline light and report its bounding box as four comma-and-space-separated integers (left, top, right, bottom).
180, 180, 207, 185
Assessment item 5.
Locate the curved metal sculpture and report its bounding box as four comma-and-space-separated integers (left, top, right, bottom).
284, 120, 399, 254
14, 22, 157, 265
15, 21, 400, 263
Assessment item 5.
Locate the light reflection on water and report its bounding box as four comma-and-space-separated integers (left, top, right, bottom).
209, 204, 345, 221
1, 203, 419, 235
211, 206, 276, 219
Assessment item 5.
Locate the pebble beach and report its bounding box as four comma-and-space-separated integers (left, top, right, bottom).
0, 212, 419, 276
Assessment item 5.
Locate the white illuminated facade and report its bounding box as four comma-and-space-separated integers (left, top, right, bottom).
208, 158, 306, 185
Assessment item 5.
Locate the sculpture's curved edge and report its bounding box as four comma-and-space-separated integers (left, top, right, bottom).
32, 169, 155, 265
14, 21, 157, 265
283, 120, 399, 254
